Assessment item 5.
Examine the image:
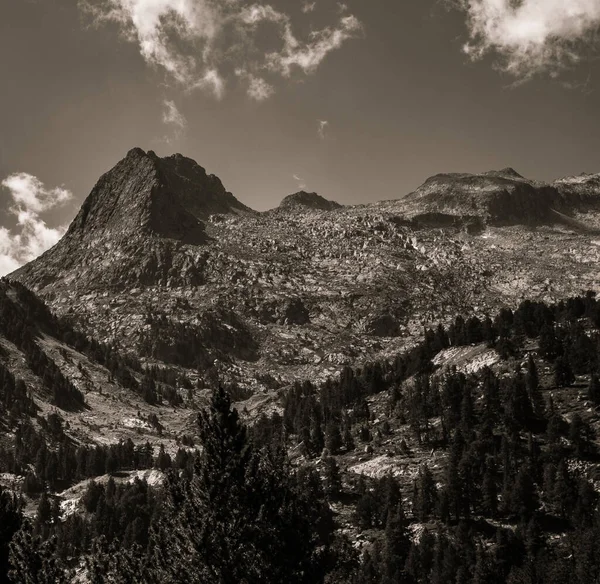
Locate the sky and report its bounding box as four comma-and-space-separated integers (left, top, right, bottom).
1, 0, 600, 274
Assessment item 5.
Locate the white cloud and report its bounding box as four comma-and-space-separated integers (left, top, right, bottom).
318, 119, 329, 139
235, 69, 274, 100
2, 173, 71, 214
459, 0, 600, 77
161, 99, 187, 144
268, 15, 362, 76
302, 2, 317, 14
162, 99, 186, 129
0, 173, 72, 276
247, 75, 275, 101
80, 0, 362, 98
293, 174, 307, 190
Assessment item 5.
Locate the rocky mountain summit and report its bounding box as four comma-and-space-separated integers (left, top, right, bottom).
396, 167, 600, 227
10, 150, 600, 389
278, 191, 342, 212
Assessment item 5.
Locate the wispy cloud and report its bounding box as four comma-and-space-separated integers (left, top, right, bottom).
80, 0, 362, 99
458, 0, 600, 78
161, 99, 187, 144
267, 15, 362, 77
293, 174, 307, 190
235, 69, 275, 101
0, 173, 72, 276
318, 120, 329, 139
302, 2, 317, 14
162, 99, 186, 129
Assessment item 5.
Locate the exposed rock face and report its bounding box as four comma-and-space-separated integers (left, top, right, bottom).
66, 148, 250, 243
12, 148, 252, 292
9, 150, 600, 389
400, 169, 565, 225
278, 191, 342, 212
554, 173, 600, 209
397, 168, 600, 227
365, 313, 400, 337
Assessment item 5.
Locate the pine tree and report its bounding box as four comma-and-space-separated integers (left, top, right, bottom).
0, 487, 22, 582
414, 464, 437, 521
553, 355, 574, 388
96, 386, 336, 584
322, 455, 342, 499
526, 355, 545, 417
382, 504, 411, 583
310, 416, 325, 455
588, 373, 600, 406
9, 523, 70, 584
509, 465, 538, 521
34, 492, 51, 537
482, 459, 498, 518
324, 419, 343, 455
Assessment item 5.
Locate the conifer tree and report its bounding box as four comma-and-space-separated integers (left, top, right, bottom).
414, 464, 437, 521
0, 487, 21, 582
9, 523, 70, 584
382, 503, 411, 583
586, 372, 600, 408
526, 355, 545, 417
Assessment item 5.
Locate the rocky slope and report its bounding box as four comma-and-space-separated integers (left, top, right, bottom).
9, 150, 600, 390
395, 167, 598, 226
278, 191, 342, 212
0, 280, 194, 456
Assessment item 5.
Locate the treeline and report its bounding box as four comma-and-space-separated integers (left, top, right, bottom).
0, 359, 36, 423
0, 284, 85, 409
0, 416, 195, 494
281, 292, 600, 457
0, 281, 194, 410
347, 361, 600, 583
272, 293, 600, 582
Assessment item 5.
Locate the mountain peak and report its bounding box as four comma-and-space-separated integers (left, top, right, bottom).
65, 148, 253, 244
483, 167, 525, 179
278, 191, 342, 212
402, 168, 563, 225
10, 149, 255, 291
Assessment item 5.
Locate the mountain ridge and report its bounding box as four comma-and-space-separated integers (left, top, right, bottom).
9, 149, 600, 391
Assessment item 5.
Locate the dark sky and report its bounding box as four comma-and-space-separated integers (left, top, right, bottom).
1, 0, 599, 272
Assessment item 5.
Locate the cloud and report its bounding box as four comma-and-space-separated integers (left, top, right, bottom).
235, 69, 275, 101
302, 2, 317, 14
162, 99, 186, 129
161, 99, 187, 144
318, 120, 329, 139
293, 174, 307, 190
267, 15, 362, 76
2, 173, 71, 214
458, 0, 600, 78
0, 173, 72, 276
80, 0, 362, 98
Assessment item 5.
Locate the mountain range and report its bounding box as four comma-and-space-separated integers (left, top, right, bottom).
9, 149, 600, 391
4, 149, 600, 582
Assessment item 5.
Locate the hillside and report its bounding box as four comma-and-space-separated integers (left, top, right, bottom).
278, 191, 343, 212
4, 151, 600, 582
0, 279, 199, 488
10, 150, 600, 394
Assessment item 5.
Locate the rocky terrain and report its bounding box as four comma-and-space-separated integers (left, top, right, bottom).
10, 149, 600, 393
0, 281, 196, 459
4, 151, 600, 582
